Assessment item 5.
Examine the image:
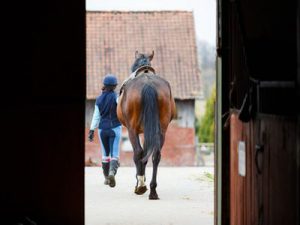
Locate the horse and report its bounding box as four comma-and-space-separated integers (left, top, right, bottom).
117, 51, 176, 200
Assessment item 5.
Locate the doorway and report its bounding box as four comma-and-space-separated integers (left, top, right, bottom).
85, 1, 217, 225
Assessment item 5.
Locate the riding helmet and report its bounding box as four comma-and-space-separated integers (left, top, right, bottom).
103, 74, 118, 86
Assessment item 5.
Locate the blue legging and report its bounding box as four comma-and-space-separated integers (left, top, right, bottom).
98, 126, 121, 162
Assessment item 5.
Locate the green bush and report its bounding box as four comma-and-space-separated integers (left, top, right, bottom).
197, 87, 216, 143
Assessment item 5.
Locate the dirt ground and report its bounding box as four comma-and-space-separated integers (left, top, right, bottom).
85, 166, 214, 225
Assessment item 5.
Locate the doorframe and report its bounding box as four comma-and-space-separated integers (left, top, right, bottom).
216, 0, 231, 224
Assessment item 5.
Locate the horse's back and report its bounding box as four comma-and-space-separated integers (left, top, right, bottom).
118, 74, 176, 133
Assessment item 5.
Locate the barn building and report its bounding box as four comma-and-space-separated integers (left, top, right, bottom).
85, 11, 201, 166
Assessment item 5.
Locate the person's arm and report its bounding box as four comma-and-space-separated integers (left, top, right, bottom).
88, 105, 101, 141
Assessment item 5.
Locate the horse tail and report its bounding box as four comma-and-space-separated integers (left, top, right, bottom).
141, 84, 161, 163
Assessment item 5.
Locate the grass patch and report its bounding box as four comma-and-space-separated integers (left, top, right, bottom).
203, 172, 214, 182
190, 171, 214, 183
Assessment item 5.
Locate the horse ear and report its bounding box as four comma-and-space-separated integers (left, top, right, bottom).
149, 50, 154, 61
135, 50, 139, 59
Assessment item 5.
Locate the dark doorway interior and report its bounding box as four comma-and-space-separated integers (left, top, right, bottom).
217, 0, 300, 224
1, 0, 85, 224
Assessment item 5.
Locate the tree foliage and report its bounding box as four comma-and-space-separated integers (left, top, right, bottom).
196, 87, 216, 143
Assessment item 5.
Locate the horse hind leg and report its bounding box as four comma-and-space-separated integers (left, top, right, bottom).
128, 130, 148, 195
149, 149, 161, 200
149, 133, 165, 200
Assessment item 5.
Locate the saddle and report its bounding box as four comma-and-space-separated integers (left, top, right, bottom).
119, 65, 156, 95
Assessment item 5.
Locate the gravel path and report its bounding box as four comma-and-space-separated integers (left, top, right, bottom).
85, 167, 214, 225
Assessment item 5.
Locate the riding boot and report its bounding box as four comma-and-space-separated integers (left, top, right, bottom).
108, 160, 120, 188
102, 162, 110, 185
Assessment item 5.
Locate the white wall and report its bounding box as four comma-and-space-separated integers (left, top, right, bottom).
174, 99, 195, 128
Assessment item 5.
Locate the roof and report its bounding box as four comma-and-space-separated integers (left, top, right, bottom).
86, 11, 201, 99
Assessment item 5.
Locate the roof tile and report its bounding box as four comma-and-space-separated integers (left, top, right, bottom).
86, 11, 201, 99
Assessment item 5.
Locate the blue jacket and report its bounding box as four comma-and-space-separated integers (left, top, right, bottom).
91, 91, 121, 130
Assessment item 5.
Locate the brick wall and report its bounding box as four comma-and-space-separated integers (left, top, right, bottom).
85, 122, 196, 166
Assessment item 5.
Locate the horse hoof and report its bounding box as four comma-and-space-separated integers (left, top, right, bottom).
134, 186, 148, 195
149, 193, 159, 200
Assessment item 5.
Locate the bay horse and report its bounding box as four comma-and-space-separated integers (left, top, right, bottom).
117, 51, 176, 200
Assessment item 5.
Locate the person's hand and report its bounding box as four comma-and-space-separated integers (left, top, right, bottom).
88, 130, 94, 142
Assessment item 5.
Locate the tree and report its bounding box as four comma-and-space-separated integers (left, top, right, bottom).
197, 87, 216, 143
197, 39, 216, 98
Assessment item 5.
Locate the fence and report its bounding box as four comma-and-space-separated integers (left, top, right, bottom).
196, 143, 214, 166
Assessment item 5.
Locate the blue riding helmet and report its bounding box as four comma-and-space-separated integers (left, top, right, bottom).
103, 74, 118, 86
